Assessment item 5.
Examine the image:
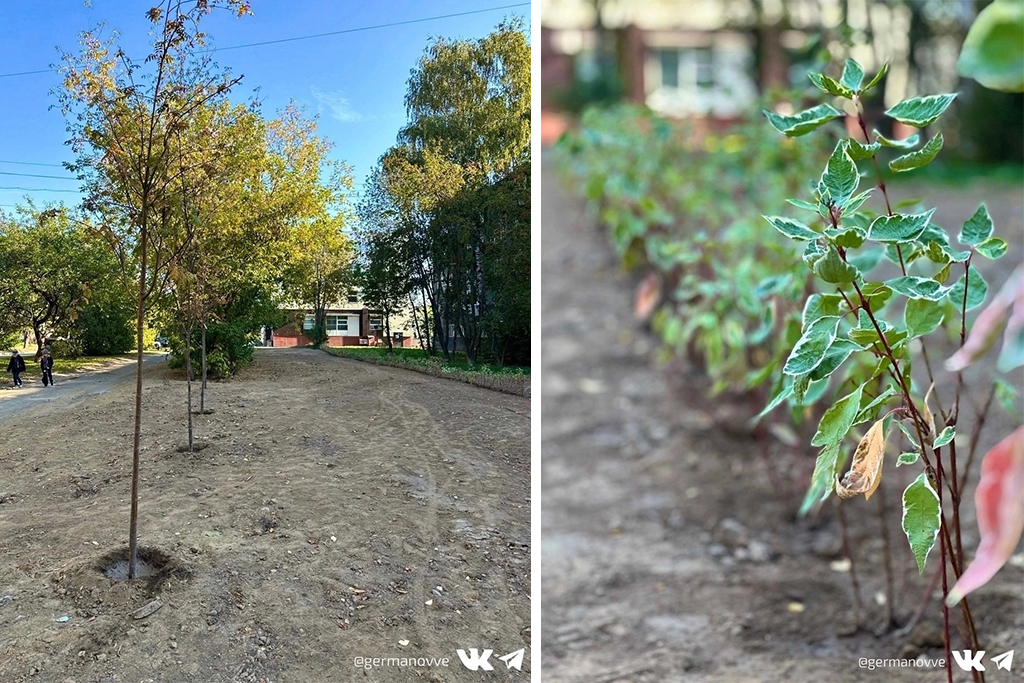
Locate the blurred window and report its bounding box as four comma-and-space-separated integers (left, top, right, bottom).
659, 48, 680, 88
656, 47, 714, 92
695, 48, 714, 88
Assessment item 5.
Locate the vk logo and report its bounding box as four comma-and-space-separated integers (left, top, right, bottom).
457, 648, 494, 671
952, 649, 1014, 672
953, 650, 986, 672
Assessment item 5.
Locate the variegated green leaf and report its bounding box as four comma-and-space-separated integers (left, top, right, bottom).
861, 61, 889, 93
902, 473, 941, 572
959, 204, 994, 246
809, 72, 854, 98
764, 103, 845, 137
784, 315, 842, 376
840, 59, 865, 92
889, 133, 944, 172
874, 130, 921, 149
867, 209, 935, 243
763, 215, 819, 241
886, 93, 957, 128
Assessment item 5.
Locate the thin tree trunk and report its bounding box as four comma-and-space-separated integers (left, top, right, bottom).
128, 218, 148, 579
385, 312, 393, 353
200, 323, 207, 413
185, 325, 194, 452
409, 292, 425, 352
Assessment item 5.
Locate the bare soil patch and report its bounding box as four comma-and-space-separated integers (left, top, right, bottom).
0, 348, 531, 682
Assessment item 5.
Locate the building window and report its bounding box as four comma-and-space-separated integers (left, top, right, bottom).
347, 294, 358, 303
659, 49, 679, 88
325, 315, 348, 334
303, 314, 314, 330
369, 315, 383, 331
655, 47, 714, 93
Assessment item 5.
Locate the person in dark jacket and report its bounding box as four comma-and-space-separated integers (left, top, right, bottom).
40, 350, 54, 387
6, 350, 26, 387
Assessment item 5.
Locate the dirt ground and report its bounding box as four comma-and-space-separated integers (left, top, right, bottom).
540, 154, 1024, 683
0, 355, 163, 421
0, 348, 531, 682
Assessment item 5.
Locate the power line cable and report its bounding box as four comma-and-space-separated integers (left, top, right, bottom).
212, 3, 529, 52
0, 3, 529, 79
0, 159, 67, 168
0, 170, 77, 180
0, 69, 52, 79
0, 186, 81, 193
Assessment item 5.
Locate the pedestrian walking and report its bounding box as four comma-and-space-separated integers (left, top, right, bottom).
40, 350, 54, 387
6, 350, 26, 387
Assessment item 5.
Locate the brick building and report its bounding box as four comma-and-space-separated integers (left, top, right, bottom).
270, 294, 416, 348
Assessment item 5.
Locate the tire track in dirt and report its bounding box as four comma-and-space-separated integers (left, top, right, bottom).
376, 389, 444, 654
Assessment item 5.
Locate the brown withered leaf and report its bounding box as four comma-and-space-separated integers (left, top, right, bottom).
922, 383, 936, 441
633, 271, 661, 320
837, 419, 888, 500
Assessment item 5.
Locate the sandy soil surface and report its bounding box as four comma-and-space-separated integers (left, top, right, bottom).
540, 155, 1023, 683
0, 348, 530, 682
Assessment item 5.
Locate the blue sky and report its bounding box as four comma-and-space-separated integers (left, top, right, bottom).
0, 0, 529, 211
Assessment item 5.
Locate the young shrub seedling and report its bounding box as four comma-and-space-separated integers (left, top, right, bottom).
763, 57, 1014, 680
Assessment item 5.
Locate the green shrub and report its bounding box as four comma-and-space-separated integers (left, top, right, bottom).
50, 338, 83, 359
557, 101, 831, 396
76, 300, 135, 355
167, 320, 255, 379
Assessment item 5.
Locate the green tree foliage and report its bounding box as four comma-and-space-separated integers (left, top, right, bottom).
361, 21, 530, 365
400, 19, 529, 174
74, 282, 136, 356
285, 215, 355, 348
0, 205, 117, 355
358, 229, 410, 352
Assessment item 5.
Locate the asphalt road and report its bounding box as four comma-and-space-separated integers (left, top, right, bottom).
0, 354, 166, 421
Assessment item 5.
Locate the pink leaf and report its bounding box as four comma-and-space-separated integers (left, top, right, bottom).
947, 426, 1024, 606
945, 264, 1023, 372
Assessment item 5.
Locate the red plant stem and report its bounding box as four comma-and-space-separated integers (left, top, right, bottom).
855, 111, 894, 217
959, 384, 996, 493
876, 476, 896, 628
898, 563, 942, 636
838, 500, 865, 627
948, 423, 966, 579
837, 287, 857, 315
936, 454, 953, 683
850, 280, 984, 674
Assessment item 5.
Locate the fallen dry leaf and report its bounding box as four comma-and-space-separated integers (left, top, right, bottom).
837, 419, 887, 500
948, 426, 1024, 605
633, 271, 661, 320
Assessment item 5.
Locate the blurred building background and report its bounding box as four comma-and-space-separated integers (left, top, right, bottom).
541, 0, 1023, 162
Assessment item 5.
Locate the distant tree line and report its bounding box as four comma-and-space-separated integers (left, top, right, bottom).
357, 20, 530, 367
